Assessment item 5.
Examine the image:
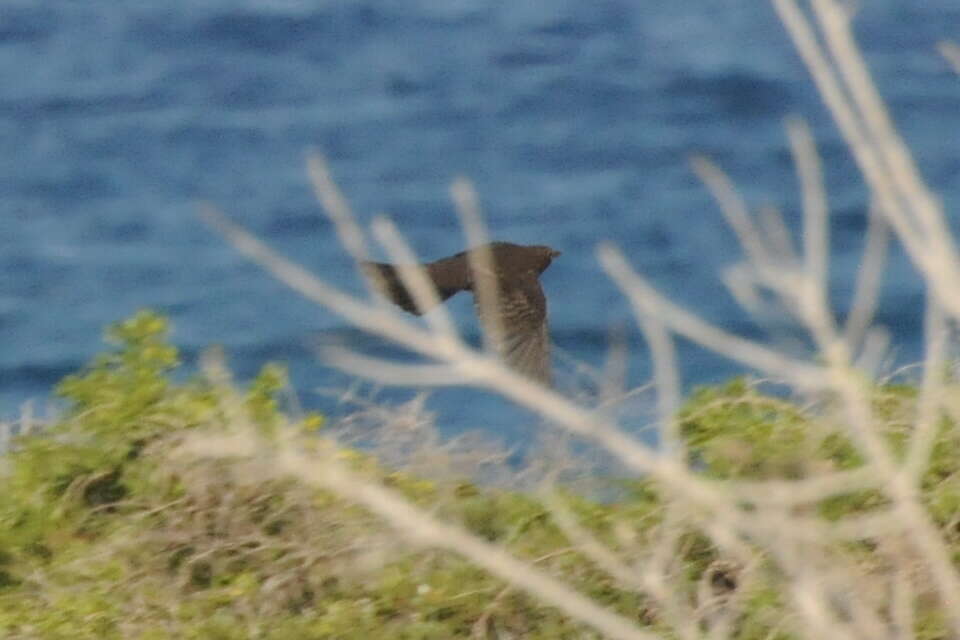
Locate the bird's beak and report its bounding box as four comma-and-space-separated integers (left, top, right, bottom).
551, 249, 562, 259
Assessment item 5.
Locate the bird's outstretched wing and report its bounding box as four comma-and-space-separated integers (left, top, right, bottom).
477, 273, 552, 385
363, 245, 554, 385
362, 252, 472, 315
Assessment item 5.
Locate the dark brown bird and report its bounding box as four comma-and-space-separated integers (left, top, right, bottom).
362, 242, 561, 384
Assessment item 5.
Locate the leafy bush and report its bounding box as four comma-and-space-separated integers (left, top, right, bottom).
1, 311, 958, 638
0, 312, 664, 638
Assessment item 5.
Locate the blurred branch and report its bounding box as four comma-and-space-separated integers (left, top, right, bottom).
598, 244, 826, 390
180, 431, 656, 640
939, 40, 960, 75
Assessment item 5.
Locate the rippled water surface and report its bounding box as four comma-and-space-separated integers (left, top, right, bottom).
3, 1, 959, 438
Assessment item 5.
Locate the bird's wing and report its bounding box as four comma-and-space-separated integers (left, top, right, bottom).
477, 273, 552, 385
426, 251, 474, 296
362, 253, 471, 315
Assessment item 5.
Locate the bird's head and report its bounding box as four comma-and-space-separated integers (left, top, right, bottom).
532, 245, 561, 274
481, 242, 561, 276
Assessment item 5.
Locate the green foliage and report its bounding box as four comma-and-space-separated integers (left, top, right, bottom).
57, 310, 180, 415
676, 377, 960, 638
0, 310, 323, 637
1, 312, 959, 638
679, 378, 820, 480
3, 312, 208, 568
0, 311, 664, 638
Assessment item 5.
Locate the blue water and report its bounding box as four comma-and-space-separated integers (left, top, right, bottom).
3, 1, 959, 440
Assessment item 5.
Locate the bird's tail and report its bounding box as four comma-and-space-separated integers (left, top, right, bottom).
361, 261, 460, 315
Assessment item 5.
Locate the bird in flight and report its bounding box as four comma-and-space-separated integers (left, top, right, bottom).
362, 242, 561, 385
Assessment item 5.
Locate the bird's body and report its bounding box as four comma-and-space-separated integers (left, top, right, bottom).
362, 242, 561, 384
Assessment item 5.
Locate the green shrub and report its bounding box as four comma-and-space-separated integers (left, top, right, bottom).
1, 311, 958, 638
0, 311, 664, 638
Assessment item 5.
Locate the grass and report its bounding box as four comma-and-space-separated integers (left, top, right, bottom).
4, 1, 960, 638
